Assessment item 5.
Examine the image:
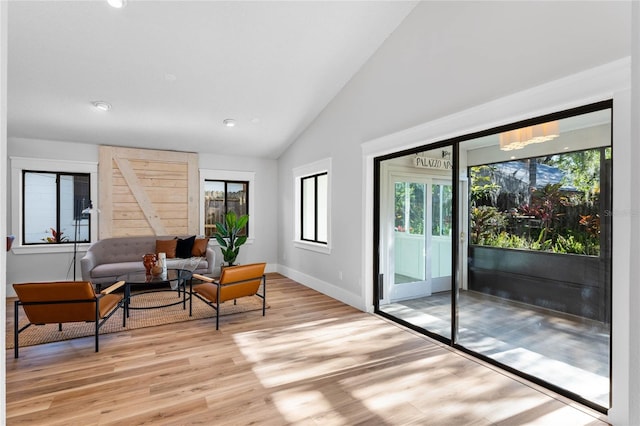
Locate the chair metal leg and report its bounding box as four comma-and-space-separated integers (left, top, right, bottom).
14, 300, 19, 359
95, 300, 100, 352
216, 284, 221, 330
262, 275, 266, 316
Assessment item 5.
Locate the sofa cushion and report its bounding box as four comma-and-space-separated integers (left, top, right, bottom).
166, 257, 208, 271
156, 239, 177, 258
176, 235, 196, 258
191, 237, 209, 257
91, 261, 144, 279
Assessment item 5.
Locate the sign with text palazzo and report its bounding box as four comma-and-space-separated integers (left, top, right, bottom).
414, 156, 453, 170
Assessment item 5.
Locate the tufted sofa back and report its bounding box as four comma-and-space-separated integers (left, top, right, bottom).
87, 236, 162, 264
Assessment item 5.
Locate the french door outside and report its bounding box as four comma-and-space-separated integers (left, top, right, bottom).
384, 176, 453, 304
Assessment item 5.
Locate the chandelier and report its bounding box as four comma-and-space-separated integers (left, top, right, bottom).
499, 121, 560, 151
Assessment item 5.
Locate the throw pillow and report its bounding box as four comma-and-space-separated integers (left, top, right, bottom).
191, 237, 210, 257
156, 239, 177, 259
176, 235, 196, 258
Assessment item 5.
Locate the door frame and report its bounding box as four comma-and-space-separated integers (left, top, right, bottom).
377, 160, 454, 305
386, 173, 432, 303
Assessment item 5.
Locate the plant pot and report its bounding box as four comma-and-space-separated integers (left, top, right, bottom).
220, 263, 239, 274
468, 245, 609, 322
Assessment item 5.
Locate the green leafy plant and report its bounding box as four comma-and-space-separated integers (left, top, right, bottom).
469, 149, 606, 256
42, 227, 68, 243
485, 232, 528, 249
214, 212, 249, 266
470, 165, 501, 207
552, 234, 591, 255
470, 206, 507, 245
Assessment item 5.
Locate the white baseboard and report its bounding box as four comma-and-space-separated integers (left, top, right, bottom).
274, 264, 366, 312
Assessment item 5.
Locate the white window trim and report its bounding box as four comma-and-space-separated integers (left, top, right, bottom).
10, 157, 99, 255
199, 169, 255, 245
293, 158, 332, 254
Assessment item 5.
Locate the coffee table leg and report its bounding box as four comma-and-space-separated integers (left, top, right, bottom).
125, 282, 131, 318
182, 279, 186, 310
189, 278, 193, 317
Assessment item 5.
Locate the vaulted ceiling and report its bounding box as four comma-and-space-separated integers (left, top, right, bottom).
7, 1, 417, 158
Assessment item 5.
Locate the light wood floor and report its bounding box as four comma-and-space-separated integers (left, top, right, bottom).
5, 274, 608, 425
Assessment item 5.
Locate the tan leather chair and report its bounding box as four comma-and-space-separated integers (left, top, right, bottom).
192, 262, 266, 329
12, 280, 125, 358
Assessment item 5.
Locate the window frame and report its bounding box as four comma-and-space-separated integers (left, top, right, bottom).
22, 170, 91, 245
293, 158, 332, 254
203, 179, 249, 239
300, 171, 328, 244
10, 157, 98, 255
199, 169, 255, 245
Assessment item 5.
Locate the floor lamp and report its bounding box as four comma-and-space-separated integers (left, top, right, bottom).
72, 200, 96, 280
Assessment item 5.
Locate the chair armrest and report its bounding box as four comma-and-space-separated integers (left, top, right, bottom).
192, 273, 217, 284
100, 280, 125, 295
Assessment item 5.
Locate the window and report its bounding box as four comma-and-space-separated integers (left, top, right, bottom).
301, 172, 328, 243
469, 146, 610, 255
199, 169, 255, 242
11, 157, 98, 254
393, 181, 452, 237
23, 171, 90, 245
203, 179, 248, 238
394, 182, 425, 235
431, 183, 452, 237
294, 158, 331, 253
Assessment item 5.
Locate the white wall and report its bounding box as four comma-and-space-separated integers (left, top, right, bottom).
6, 139, 279, 296
277, 0, 631, 306
277, 1, 636, 423
627, 2, 640, 423
1, 1, 8, 423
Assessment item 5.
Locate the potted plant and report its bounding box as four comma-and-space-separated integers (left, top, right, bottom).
214, 211, 249, 267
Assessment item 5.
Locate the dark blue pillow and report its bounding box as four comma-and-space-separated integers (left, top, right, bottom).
175, 236, 196, 258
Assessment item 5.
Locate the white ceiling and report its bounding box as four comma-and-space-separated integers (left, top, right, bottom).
7, 0, 417, 159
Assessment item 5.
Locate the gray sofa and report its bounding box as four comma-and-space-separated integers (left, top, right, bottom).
81, 235, 215, 288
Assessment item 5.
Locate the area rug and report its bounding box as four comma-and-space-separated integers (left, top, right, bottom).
6, 291, 268, 349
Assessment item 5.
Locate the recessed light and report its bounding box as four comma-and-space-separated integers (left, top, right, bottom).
223, 119, 236, 127
91, 101, 112, 112
510, 156, 516, 160
107, 0, 127, 8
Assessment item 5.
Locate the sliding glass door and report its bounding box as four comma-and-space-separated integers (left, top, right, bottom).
377, 146, 454, 340
374, 101, 612, 411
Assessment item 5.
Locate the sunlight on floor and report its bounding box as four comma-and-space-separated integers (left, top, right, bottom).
382, 290, 610, 409
271, 388, 337, 423
232, 314, 605, 425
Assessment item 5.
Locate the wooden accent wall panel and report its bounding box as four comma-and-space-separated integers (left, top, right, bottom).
98, 146, 199, 238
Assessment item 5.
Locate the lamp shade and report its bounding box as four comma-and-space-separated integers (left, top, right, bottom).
499, 121, 559, 151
